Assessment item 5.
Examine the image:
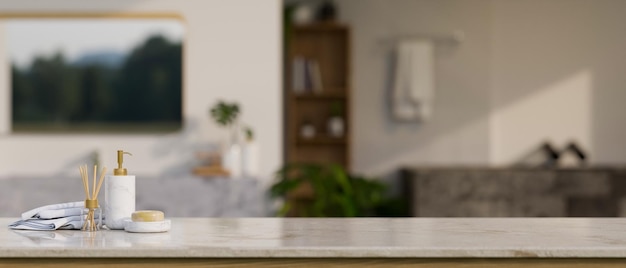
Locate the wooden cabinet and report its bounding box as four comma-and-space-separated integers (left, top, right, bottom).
285, 23, 351, 169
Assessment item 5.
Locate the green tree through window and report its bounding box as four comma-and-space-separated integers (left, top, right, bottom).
11, 34, 182, 133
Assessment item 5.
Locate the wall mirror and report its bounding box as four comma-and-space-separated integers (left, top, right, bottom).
2, 14, 184, 133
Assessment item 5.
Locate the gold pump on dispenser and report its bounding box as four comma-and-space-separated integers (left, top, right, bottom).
114, 150, 132, 175
105, 149, 136, 230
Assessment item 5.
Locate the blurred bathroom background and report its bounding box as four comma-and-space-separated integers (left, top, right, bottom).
1, 0, 626, 218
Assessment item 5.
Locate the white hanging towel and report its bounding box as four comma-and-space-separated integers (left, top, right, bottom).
392, 40, 435, 121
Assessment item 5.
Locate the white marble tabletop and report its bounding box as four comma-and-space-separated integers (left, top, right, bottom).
3, 217, 626, 258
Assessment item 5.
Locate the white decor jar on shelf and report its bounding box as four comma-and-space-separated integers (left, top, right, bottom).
328, 116, 344, 137
327, 101, 345, 137
300, 121, 316, 139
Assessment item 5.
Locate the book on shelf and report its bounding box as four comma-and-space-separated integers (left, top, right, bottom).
291, 56, 323, 94
303, 59, 313, 92
308, 59, 323, 94
292, 56, 305, 94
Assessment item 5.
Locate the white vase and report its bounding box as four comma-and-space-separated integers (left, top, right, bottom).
222, 143, 242, 178
222, 124, 243, 178
328, 117, 345, 137
300, 124, 316, 139
242, 142, 259, 178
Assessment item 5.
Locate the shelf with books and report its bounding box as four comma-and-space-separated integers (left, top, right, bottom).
290, 56, 324, 95
285, 23, 350, 170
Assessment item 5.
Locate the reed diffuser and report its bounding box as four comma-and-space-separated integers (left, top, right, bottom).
79, 165, 106, 231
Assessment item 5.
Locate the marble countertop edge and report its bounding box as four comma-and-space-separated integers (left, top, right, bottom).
4, 248, 626, 259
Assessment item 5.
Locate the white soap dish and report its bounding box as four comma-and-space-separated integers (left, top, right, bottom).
124, 219, 171, 233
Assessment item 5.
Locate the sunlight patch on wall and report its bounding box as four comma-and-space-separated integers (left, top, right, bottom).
490, 70, 592, 165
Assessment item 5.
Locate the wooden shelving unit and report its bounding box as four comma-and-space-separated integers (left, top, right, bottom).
292, 91, 347, 100
297, 135, 347, 146
285, 23, 351, 169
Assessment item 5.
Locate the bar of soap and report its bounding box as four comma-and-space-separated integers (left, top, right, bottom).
131, 210, 165, 222
124, 219, 171, 233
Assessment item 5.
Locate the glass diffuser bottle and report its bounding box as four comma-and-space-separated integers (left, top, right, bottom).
79, 165, 107, 231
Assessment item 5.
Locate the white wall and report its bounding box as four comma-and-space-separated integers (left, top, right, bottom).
0, 0, 282, 179
337, 0, 492, 175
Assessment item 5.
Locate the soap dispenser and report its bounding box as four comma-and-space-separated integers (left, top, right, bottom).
104, 150, 135, 230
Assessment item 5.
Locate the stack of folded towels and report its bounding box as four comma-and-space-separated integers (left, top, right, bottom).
9, 201, 103, 230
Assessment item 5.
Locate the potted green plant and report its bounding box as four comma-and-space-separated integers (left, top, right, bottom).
270, 163, 386, 217
210, 101, 241, 177
210, 101, 240, 131
208, 101, 260, 178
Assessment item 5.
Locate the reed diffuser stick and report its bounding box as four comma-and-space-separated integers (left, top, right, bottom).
94, 167, 107, 198
92, 165, 97, 201
81, 165, 89, 231
79, 166, 89, 200
79, 164, 106, 231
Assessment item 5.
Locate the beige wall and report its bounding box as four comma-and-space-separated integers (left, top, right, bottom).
0, 0, 282, 179
337, 0, 492, 174
490, 0, 626, 165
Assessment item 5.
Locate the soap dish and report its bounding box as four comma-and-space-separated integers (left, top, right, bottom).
124, 219, 171, 233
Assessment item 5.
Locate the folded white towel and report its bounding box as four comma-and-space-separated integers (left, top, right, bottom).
21, 201, 83, 220
10, 201, 104, 230
9, 215, 102, 230
37, 207, 85, 220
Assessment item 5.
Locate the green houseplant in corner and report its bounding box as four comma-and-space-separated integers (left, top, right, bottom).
270, 163, 387, 217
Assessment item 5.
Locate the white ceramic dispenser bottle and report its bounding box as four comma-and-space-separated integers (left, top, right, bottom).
104, 150, 135, 230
